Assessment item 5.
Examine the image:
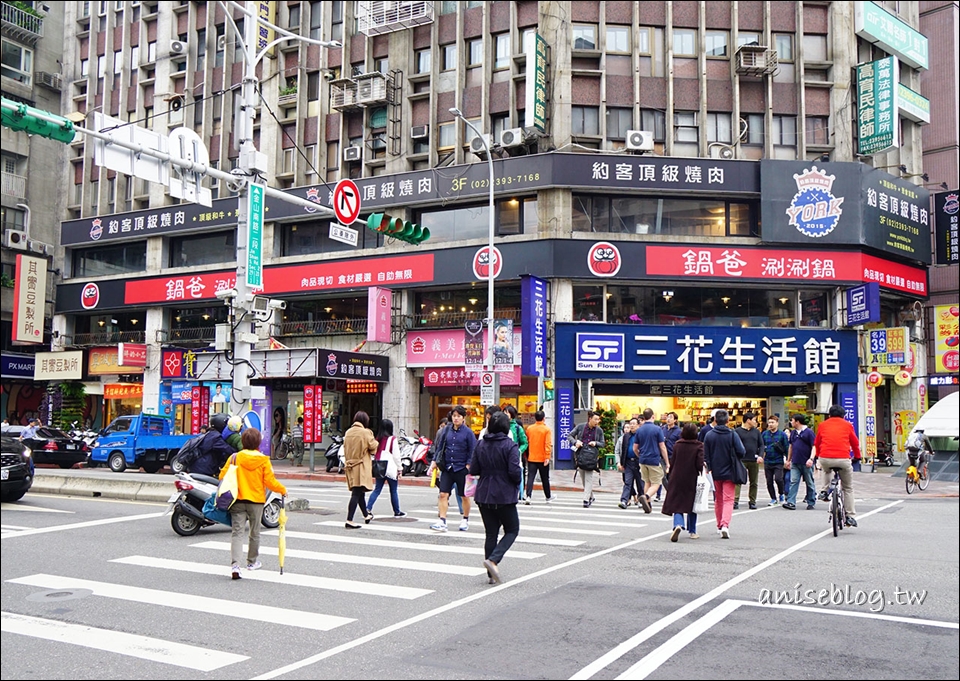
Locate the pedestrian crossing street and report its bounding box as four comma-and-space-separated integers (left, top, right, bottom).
3, 485, 671, 673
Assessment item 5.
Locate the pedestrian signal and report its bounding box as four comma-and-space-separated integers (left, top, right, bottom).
366, 213, 430, 245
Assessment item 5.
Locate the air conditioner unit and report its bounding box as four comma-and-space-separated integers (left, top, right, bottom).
709, 143, 736, 160
625, 130, 654, 152
217, 35, 227, 51
35, 71, 63, 91
411, 125, 429, 140
170, 40, 188, 57
469, 133, 494, 156
500, 128, 527, 149
343, 145, 363, 162
27, 239, 52, 256
3, 229, 28, 250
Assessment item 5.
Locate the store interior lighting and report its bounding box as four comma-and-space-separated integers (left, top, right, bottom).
662, 290, 674, 302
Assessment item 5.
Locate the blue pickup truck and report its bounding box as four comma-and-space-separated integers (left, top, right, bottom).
91, 414, 191, 473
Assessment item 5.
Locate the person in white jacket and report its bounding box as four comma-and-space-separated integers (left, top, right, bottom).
368, 419, 406, 517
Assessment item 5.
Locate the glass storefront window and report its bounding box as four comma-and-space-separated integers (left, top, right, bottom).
574, 285, 604, 321
280, 219, 382, 257
415, 286, 521, 327
73, 241, 147, 277
416, 199, 537, 244
169, 230, 236, 268
600, 286, 800, 327
799, 291, 831, 327
573, 195, 758, 237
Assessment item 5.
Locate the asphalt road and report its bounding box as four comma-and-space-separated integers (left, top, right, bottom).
1, 480, 957, 680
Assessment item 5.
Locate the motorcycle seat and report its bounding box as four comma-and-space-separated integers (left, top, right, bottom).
191, 473, 221, 486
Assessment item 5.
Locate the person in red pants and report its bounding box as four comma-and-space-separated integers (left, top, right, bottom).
703, 409, 746, 539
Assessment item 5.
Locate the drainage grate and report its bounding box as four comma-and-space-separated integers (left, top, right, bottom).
26, 588, 93, 603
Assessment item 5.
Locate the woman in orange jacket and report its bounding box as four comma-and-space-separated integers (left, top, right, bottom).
219, 428, 287, 579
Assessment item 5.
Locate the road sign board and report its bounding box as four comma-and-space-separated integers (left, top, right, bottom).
480, 370, 499, 406
168, 127, 212, 207
333, 179, 362, 224
246, 183, 265, 289
329, 223, 359, 247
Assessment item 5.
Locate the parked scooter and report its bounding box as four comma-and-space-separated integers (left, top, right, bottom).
875, 441, 896, 467
324, 434, 345, 473
399, 430, 432, 476
166, 470, 282, 536
68, 421, 98, 449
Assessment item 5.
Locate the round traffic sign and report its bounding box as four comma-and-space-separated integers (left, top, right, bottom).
481, 371, 494, 386
333, 179, 362, 224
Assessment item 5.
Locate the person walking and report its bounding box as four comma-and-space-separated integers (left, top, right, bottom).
524, 410, 555, 503
733, 412, 763, 509
782, 413, 817, 511
658, 412, 682, 502
290, 416, 305, 466
190, 414, 237, 478
367, 418, 406, 518
469, 411, 522, 584
617, 417, 641, 509
703, 409, 745, 539
430, 405, 477, 532
568, 410, 604, 508
219, 428, 287, 579
343, 411, 378, 529
761, 415, 789, 505
633, 408, 669, 513
814, 405, 862, 527
504, 406, 529, 502
662, 422, 705, 541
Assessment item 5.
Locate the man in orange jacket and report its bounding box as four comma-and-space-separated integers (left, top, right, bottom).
524, 410, 556, 504
814, 405, 861, 527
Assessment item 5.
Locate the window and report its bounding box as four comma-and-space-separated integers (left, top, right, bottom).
147, 41, 156, 63
574, 286, 605, 321
674, 111, 698, 143
640, 109, 666, 142
803, 34, 828, 62
196, 29, 206, 70
440, 1, 458, 13
0, 205, 25, 232
130, 46, 138, 69
706, 113, 732, 143
775, 34, 794, 61
281, 220, 377, 257
572, 106, 600, 135
330, 1, 343, 42
572, 24, 597, 50
2, 41, 33, 84
606, 108, 632, 140
737, 32, 761, 48
573, 194, 758, 238
744, 114, 764, 145
800, 291, 830, 327
673, 29, 696, 56
214, 26, 224, 67
494, 33, 510, 69
281, 147, 295, 174
306, 72, 320, 100
468, 38, 483, 66
73, 242, 147, 277
442, 43, 457, 71
415, 48, 431, 74
309, 1, 323, 40
304, 144, 317, 182
491, 115, 509, 141
705, 31, 728, 57
606, 26, 629, 53
169, 230, 237, 268
233, 19, 244, 63
805, 116, 830, 146
288, 4, 300, 28
637, 27, 651, 54
416, 200, 538, 243
114, 50, 123, 75
437, 121, 455, 150
772, 115, 797, 146
80, 58, 89, 77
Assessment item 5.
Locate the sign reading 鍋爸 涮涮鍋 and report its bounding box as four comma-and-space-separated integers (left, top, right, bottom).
302, 385, 322, 444
556, 323, 859, 384
857, 56, 900, 156
246, 182, 265, 290
845, 282, 881, 326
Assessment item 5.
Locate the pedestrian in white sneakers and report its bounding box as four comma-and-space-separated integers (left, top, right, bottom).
430, 405, 477, 532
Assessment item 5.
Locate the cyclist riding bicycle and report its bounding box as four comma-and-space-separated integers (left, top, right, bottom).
814, 405, 862, 528
905, 428, 931, 476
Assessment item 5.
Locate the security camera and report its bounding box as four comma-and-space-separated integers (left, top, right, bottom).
215, 288, 237, 300
268, 299, 287, 310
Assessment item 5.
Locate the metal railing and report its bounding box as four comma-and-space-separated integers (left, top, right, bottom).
65, 330, 146, 347
410, 307, 522, 329
1, 3, 44, 43
271, 318, 369, 337
156, 327, 216, 344
1, 171, 26, 199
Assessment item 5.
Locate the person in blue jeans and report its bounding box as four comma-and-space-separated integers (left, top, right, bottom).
367, 419, 406, 518
783, 413, 817, 510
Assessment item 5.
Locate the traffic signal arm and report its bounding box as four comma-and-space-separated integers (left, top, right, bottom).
1, 97, 76, 144
365, 213, 430, 245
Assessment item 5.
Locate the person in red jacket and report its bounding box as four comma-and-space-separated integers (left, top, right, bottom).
814, 405, 861, 527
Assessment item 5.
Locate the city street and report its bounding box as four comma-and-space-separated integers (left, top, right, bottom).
2, 476, 957, 680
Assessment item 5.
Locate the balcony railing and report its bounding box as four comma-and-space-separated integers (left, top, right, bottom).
1, 3, 44, 45
1, 171, 26, 199
411, 308, 522, 330
156, 327, 216, 345
272, 318, 370, 337
65, 330, 146, 347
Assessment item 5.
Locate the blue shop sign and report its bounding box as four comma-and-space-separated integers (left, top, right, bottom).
521, 275, 548, 376
554, 380, 575, 462
845, 282, 880, 326
1, 353, 36, 379
555, 323, 859, 383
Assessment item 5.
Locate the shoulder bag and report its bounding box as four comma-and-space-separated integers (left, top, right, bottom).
731, 435, 749, 485
215, 454, 240, 511
373, 437, 391, 480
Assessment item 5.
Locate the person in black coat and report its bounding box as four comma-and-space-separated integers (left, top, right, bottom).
469, 411, 522, 585
704, 409, 745, 539
190, 414, 237, 478
662, 423, 705, 541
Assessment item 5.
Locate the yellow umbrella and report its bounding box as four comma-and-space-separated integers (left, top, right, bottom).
278, 496, 287, 575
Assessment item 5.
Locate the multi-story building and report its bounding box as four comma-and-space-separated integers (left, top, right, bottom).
45, 1, 935, 465
1, 0, 66, 424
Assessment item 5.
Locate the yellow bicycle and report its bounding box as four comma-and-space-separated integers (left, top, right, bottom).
905, 451, 929, 494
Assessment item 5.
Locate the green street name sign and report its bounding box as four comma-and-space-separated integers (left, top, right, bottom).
524, 32, 548, 133
246, 182, 265, 289
855, 1, 928, 70
857, 56, 900, 156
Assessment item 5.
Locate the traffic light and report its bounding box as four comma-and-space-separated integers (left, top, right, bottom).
543, 379, 555, 402
366, 212, 430, 245
1, 97, 76, 144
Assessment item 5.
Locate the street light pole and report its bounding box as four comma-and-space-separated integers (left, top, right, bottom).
450, 108, 498, 401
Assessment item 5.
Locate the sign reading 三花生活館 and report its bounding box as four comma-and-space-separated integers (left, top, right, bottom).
845, 282, 881, 326
521, 275, 548, 376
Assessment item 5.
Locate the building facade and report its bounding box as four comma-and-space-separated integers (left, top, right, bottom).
43, 1, 937, 463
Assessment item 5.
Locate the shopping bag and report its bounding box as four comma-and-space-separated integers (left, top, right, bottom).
464, 474, 477, 498
215, 455, 240, 511
692, 471, 710, 515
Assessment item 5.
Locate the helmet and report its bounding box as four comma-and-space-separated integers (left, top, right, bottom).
226, 415, 244, 432
210, 413, 229, 433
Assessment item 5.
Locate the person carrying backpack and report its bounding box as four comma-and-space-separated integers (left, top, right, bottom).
190, 413, 237, 477
568, 410, 604, 508
504, 406, 529, 501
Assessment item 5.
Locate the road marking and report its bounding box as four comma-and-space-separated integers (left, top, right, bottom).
518, 508, 669, 522
261, 529, 545, 559
111, 555, 432, 600
1, 611, 248, 672
253, 521, 675, 680
408, 516, 615, 536
314, 520, 585, 547
617, 598, 960, 680
7, 573, 357, 630
1, 525, 32, 531
190, 541, 488, 576
516, 512, 653, 528
571, 500, 906, 680
0, 502, 74, 514
0, 512, 164, 539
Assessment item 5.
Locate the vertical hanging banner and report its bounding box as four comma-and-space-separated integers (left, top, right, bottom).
366, 286, 392, 343
200, 386, 210, 429
934, 304, 960, 374
246, 182, 265, 290
555, 380, 574, 463
864, 384, 877, 464
191, 386, 203, 434
12, 254, 47, 344
492, 319, 515, 370
857, 56, 900, 156
525, 32, 548, 132
464, 320, 485, 368
934, 191, 959, 265
521, 275, 548, 376
302, 384, 322, 444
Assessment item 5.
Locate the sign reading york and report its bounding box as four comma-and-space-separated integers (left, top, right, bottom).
576, 333, 625, 371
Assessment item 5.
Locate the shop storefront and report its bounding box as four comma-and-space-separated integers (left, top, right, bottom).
2, 352, 39, 426
88, 346, 146, 426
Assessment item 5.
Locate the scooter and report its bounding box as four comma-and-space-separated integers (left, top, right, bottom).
166, 471, 282, 536
875, 441, 895, 467
406, 430, 433, 476
324, 434, 345, 473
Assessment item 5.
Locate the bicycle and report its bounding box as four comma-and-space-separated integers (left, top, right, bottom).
905, 449, 930, 494
826, 469, 845, 537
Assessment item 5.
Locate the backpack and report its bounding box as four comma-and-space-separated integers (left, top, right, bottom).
573, 425, 600, 470
175, 434, 205, 470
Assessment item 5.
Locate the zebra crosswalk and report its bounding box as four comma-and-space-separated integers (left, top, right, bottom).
3, 489, 662, 674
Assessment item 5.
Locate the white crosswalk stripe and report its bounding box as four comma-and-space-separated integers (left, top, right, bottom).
314, 520, 586, 546
7, 573, 358, 629
110, 555, 432, 600
407, 515, 616, 536
189, 541, 488, 576
1, 611, 248, 671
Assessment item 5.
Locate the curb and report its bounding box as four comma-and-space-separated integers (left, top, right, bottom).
31, 473, 173, 503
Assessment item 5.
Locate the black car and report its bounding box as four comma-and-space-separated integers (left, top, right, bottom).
1, 425, 88, 468
1, 435, 34, 502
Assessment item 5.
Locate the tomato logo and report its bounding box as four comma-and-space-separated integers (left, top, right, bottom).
943, 350, 960, 372
587, 242, 622, 277
81, 282, 100, 310
473, 246, 503, 280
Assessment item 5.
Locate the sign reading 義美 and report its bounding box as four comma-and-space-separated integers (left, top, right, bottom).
555, 323, 859, 384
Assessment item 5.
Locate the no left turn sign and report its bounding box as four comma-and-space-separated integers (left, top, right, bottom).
333, 179, 362, 224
